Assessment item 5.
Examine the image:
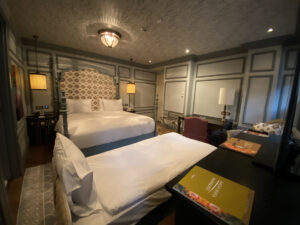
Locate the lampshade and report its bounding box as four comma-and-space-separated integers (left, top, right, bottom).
30, 74, 47, 90
126, 83, 136, 94
99, 30, 121, 48
218, 88, 235, 105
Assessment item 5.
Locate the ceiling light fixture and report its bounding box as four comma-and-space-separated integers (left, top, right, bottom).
185, 49, 190, 54
267, 28, 273, 33
98, 29, 121, 48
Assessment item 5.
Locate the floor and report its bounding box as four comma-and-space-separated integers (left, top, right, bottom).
6, 123, 174, 225
7, 144, 54, 225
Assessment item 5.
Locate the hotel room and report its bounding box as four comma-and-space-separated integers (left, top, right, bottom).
0, 0, 300, 225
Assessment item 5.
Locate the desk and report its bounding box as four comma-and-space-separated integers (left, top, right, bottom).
177, 116, 231, 133
166, 133, 300, 225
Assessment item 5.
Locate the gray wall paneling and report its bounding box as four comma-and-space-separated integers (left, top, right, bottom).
238, 46, 282, 127
242, 75, 273, 125
192, 78, 243, 121
191, 54, 246, 123
196, 57, 245, 77
164, 80, 187, 114
162, 61, 193, 117
7, 29, 29, 171
23, 45, 157, 117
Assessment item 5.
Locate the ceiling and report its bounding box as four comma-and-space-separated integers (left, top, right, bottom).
5, 0, 299, 65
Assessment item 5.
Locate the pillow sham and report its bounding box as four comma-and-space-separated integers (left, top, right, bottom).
102, 99, 123, 111
253, 122, 283, 135
53, 133, 101, 217
67, 99, 92, 113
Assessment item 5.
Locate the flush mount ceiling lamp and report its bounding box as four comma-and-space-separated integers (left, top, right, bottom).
98, 29, 121, 48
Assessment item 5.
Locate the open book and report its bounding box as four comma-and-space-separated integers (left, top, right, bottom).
173, 166, 254, 225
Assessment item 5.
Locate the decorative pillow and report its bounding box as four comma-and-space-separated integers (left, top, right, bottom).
67, 99, 92, 113
53, 133, 101, 217
253, 122, 283, 135
102, 99, 123, 111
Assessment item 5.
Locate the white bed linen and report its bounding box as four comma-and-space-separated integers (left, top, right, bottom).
73, 188, 171, 225
55, 111, 154, 149
87, 132, 216, 216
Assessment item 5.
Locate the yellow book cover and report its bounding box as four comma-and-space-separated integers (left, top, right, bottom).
173, 166, 254, 225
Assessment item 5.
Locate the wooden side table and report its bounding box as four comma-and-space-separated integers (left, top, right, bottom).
26, 114, 58, 145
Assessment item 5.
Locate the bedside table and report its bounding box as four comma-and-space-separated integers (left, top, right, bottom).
26, 114, 58, 145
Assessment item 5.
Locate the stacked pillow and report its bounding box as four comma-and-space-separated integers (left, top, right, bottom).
66, 99, 92, 113
53, 133, 102, 217
253, 122, 283, 135
66, 98, 123, 113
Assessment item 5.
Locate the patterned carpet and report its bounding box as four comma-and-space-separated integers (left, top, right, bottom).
157, 123, 174, 135
17, 163, 56, 225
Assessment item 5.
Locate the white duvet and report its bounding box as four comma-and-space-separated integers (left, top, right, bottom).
55, 111, 155, 149
87, 132, 216, 216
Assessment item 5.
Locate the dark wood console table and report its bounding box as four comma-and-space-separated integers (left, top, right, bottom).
166, 133, 300, 225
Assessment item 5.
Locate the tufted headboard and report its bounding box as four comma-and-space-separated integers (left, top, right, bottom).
60, 68, 118, 111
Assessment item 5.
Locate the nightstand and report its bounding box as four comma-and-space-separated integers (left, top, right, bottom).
26, 114, 58, 145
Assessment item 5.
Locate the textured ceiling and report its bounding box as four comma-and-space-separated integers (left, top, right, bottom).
5, 0, 299, 65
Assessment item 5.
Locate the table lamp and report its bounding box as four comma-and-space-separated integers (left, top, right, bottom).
218, 88, 235, 122
126, 82, 136, 111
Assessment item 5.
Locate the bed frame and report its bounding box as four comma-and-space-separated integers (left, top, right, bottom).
57, 68, 158, 156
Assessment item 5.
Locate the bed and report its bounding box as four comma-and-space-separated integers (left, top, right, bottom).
55, 111, 155, 156
56, 68, 158, 156
53, 132, 216, 225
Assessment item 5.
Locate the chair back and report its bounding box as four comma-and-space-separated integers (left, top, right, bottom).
183, 117, 208, 142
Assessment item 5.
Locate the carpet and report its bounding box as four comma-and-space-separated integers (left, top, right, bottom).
17, 163, 57, 225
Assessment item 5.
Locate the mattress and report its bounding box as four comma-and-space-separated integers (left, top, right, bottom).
73, 188, 171, 225
55, 111, 155, 149
86, 132, 216, 216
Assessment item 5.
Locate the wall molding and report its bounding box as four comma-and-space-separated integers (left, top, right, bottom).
277, 74, 294, 118
134, 69, 156, 82
192, 77, 243, 121
165, 64, 188, 79
56, 54, 116, 76
26, 49, 51, 68
133, 81, 156, 109
284, 49, 298, 71
196, 57, 246, 77
163, 80, 187, 113
242, 75, 273, 125
118, 66, 130, 79
249, 50, 276, 73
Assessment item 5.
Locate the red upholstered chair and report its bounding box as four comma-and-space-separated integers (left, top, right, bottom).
183, 117, 209, 143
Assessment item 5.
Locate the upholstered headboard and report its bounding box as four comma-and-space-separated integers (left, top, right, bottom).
60, 68, 118, 111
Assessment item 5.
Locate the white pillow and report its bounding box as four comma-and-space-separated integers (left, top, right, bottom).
102, 99, 123, 111
67, 99, 92, 113
53, 133, 101, 216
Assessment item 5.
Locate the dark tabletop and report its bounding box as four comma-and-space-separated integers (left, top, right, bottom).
166, 133, 300, 225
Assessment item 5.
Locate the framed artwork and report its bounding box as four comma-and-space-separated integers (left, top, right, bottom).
11, 64, 24, 121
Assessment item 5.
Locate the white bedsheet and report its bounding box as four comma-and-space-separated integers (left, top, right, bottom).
73, 188, 171, 225
87, 132, 216, 216
55, 111, 154, 149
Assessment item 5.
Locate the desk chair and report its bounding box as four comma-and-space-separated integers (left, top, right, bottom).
183, 117, 209, 143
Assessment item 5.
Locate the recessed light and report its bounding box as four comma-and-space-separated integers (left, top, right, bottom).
148, 60, 152, 64
267, 28, 273, 33
185, 49, 190, 54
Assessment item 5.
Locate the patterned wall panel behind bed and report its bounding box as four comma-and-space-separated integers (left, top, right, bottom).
60, 68, 117, 111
